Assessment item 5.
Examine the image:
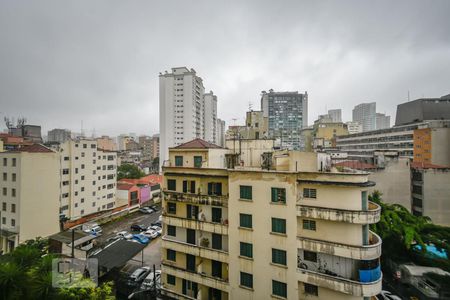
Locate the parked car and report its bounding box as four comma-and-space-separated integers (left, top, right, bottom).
150, 205, 159, 211
377, 290, 402, 300
129, 266, 151, 285
158, 215, 162, 222
116, 231, 133, 239
82, 222, 100, 233
88, 225, 102, 236
132, 234, 150, 244
139, 207, 154, 214
131, 224, 147, 232
140, 270, 161, 290
148, 225, 162, 236
143, 229, 158, 239
151, 220, 162, 227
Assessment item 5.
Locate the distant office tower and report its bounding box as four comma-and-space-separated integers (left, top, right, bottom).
353, 102, 376, 132
261, 89, 308, 149
151, 134, 160, 159
48, 129, 71, 143
216, 119, 226, 147
376, 113, 391, 129
203, 91, 218, 144
160, 67, 220, 167
328, 109, 342, 122
346, 121, 363, 134
139, 136, 152, 161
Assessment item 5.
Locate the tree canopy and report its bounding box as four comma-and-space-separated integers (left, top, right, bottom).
117, 164, 145, 180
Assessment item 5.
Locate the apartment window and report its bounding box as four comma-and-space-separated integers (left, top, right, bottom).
304, 283, 318, 296
240, 185, 252, 200
91, 144, 96, 149
11, 189, 16, 197
212, 233, 222, 250
11, 204, 16, 213
193, 156, 202, 168
3, 158, 6, 166
167, 274, 176, 285
92, 181, 96, 186
2, 202, 6, 211
12, 158, 16, 167
239, 213, 252, 228
167, 202, 176, 214
81, 164, 85, 169
166, 249, 176, 261
304, 251, 317, 262
211, 207, 222, 223
12, 173, 16, 182
167, 179, 176, 191
62, 169, 69, 175
92, 202, 96, 207
272, 248, 287, 266
272, 218, 286, 234
11, 219, 15, 227
75, 203, 78, 208
81, 209, 84, 215
272, 280, 287, 298
271, 188, 286, 204
186, 254, 195, 272
240, 272, 253, 289
303, 219, 316, 231
83, 144, 87, 149
75, 192, 78, 196
207, 182, 222, 196
75, 180, 78, 184
2, 217, 5, 224
240, 242, 253, 258
3, 173, 7, 181
81, 187, 85, 192
211, 260, 222, 278
175, 156, 183, 166
167, 225, 176, 236
64, 156, 69, 161
62, 193, 69, 198
81, 176, 85, 180
2, 188, 7, 196
75, 168, 78, 174
182, 180, 196, 193
186, 229, 196, 245
303, 188, 317, 198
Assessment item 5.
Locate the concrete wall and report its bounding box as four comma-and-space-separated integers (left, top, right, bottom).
369, 157, 411, 210
225, 139, 275, 168
423, 169, 450, 226
431, 128, 450, 166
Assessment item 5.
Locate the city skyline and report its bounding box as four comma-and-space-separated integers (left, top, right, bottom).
1, 0, 450, 136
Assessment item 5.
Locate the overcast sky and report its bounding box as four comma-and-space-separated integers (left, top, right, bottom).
1, 0, 449, 137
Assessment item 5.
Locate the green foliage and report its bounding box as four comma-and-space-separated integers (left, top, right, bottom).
0, 238, 115, 300
370, 191, 450, 271
117, 163, 145, 180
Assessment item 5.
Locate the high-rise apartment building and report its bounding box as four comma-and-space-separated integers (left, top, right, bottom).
328, 109, 342, 122
261, 90, 308, 149
159, 67, 221, 168
216, 119, 225, 147
353, 102, 376, 132
96, 136, 117, 151
56, 139, 117, 220
151, 134, 160, 160
204, 91, 218, 144
47, 128, 71, 143
0, 144, 60, 253
139, 135, 153, 161
161, 139, 382, 300
376, 113, 390, 130
117, 134, 134, 151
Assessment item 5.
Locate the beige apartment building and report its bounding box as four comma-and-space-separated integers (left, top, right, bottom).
0, 144, 60, 253
161, 139, 382, 300
55, 139, 117, 220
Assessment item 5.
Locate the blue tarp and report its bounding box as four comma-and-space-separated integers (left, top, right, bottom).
414, 244, 448, 259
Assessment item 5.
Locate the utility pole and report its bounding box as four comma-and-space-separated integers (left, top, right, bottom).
71, 228, 75, 258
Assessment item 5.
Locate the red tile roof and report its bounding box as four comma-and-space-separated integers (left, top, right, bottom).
117, 183, 134, 190
334, 160, 377, 170
118, 174, 162, 186
172, 138, 222, 149
411, 162, 449, 169
7, 144, 54, 153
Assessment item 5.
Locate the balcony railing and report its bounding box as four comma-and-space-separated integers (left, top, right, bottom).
160, 287, 197, 300
296, 201, 381, 224
162, 236, 229, 263
297, 231, 381, 260
297, 266, 382, 297
163, 215, 228, 235
162, 262, 229, 292
164, 190, 228, 207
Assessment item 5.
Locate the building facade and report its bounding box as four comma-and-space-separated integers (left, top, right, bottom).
261, 90, 308, 150
375, 113, 390, 130
0, 145, 60, 253
204, 91, 218, 144
353, 103, 376, 132
346, 122, 363, 135
96, 136, 117, 151
161, 139, 382, 300
328, 109, 342, 123
47, 128, 71, 143
56, 139, 117, 220
216, 119, 225, 148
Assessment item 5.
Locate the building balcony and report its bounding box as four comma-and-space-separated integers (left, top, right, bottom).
297, 266, 382, 297
297, 231, 381, 260
163, 215, 229, 235
296, 201, 381, 224
162, 236, 229, 263
164, 190, 228, 207
161, 262, 229, 292
160, 287, 197, 300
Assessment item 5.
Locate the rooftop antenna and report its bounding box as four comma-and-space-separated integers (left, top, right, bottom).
232, 118, 237, 126
408, 90, 410, 102
81, 120, 84, 138
248, 101, 253, 111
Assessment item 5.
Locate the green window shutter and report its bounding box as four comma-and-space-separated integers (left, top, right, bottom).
272, 218, 286, 234
208, 183, 213, 195
167, 249, 176, 261
240, 185, 252, 200
194, 156, 202, 168
240, 214, 252, 228
271, 188, 277, 202
175, 156, 183, 166
182, 181, 187, 193
240, 272, 253, 288
190, 181, 196, 193
217, 183, 222, 195
240, 242, 253, 258
272, 249, 287, 265
167, 179, 176, 191
272, 280, 287, 298
167, 274, 176, 285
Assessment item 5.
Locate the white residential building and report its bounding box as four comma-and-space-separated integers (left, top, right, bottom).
159, 67, 213, 168
47, 128, 71, 143
328, 109, 342, 123
376, 113, 391, 129
353, 102, 376, 132
216, 118, 226, 147
203, 91, 218, 144
56, 139, 117, 220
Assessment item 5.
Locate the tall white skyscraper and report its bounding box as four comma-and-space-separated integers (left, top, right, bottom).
352, 102, 376, 132
327, 109, 342, 122
216, 118, 225, 147
203, 91, 217, 144
159, 67, 219, 167
376, 113, 391, 129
